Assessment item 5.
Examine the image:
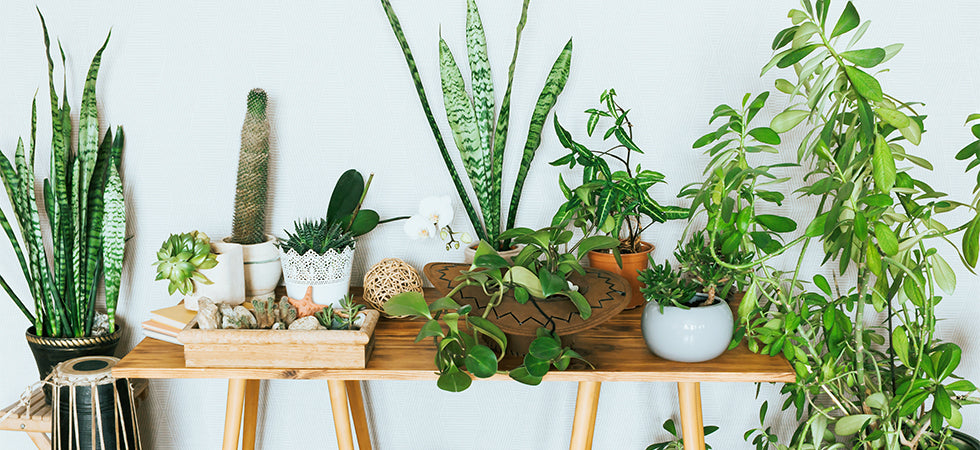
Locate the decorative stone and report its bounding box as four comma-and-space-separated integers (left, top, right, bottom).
286, 286, 321, 318
234, 306, 257, 329
271, 322, 286, 330
252, 297, 277, 329
220, 304, 255, 329
197, 297, 221, 330
276, 296, 298, 325
287, 315, 325, 331
92, 313, 112, 336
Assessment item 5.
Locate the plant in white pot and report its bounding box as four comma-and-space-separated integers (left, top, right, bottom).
154, 231, 244, 311
637, 232, 749, 363
222, 88, 281, 302
279, 169, 403, 307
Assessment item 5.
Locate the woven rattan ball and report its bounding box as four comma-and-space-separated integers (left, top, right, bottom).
363, 258, 423, 317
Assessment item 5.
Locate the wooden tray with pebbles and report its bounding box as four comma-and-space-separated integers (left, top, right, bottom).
178, 290, 379, 369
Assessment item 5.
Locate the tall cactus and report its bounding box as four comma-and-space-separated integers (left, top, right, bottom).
230, 89, 271, 245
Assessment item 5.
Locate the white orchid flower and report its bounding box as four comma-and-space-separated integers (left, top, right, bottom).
404, 215, 437, 240
418, 196, 454, 229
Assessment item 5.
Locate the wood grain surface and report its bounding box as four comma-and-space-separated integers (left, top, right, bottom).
113, 289, 795, 383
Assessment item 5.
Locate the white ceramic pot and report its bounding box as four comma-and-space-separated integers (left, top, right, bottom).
279, 244, 355, 308
182, 240, 246, 311
641, 294, 733, 363
462, 244, 523, 265
222, 235, 281, 302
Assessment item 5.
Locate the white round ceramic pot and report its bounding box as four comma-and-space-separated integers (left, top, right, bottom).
223, 235, 282, 302
641, 294, 734, 363
182, 240, 246, 311
279, 245, 355, 308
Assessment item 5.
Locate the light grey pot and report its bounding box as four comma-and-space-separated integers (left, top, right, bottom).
641, 295, 734, 363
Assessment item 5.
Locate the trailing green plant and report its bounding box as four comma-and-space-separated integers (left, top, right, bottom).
383, 210, 616, 392
646, 419, 719, 450
552, 89, 689, 256
689, 1, 980, 448
278, 220, 355, 255
380, 0, 572, 250
153, 231, 218, 296
229, 88, 271, 245
0, 11, 126, 338
314, 295, 366, 330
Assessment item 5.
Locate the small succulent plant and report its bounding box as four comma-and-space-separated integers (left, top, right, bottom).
278, 219, 355, 255
314, 295, 365, 330
154, 231, 219, 295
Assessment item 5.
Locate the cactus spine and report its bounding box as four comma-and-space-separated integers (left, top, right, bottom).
230, 89, 271, 245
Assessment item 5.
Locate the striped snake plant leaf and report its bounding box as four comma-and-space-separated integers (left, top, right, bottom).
491, 0, 529, 245
465, 0, 496, 237
102, 159, 125, 333
505, 38, 573, 232
15, 139, 58, 335
83, 129, 113, 307
440, 37, 491, 227
378, 0, 488, 242
0, 271, 34, 324
111, 126, 124, 171
77, 32, 110, 210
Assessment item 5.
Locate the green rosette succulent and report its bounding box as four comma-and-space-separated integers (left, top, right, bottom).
154, 231, 219, 295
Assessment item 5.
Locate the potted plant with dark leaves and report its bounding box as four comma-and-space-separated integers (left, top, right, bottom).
223, 88, 281, 302
383, 213, 626, 391
637, 232, 748, 363
551, 89, 689, 309
380, 0, 572, 259
0, 12, 127, 400
691, 2, 980, 447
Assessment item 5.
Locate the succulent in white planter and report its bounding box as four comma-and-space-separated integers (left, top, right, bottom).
278, 220, 357, 307
154, 231, 245, 311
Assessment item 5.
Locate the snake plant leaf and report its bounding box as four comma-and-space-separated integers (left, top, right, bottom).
84, 129, 113, 307
440, 38, 490, 222
465, 0, 495, 227
0, 271, 34, 323
379, 0, 487, 244
505, 38, 573, 232
102, 160, 126, 332
77, 32, 110, 205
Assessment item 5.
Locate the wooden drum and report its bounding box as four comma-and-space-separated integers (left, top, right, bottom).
51, 356, 140, 450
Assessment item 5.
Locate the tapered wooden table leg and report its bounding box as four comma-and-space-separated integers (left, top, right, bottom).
26, 432, 51, 450
328, 380, 355, 450
569, 381, 601, 450
242, 380, 261, 450
346, 380, 372, 450
223, 379, 247, 450
677, 382, 705, 450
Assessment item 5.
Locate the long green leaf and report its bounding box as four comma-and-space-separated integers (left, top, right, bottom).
506, 38, 573, 232
378, 0, 487, 242
440, 37, 491, 229
83, 129, 113, 328
0, 271, 35, 324
465, 0, 496, 239
16, 139, 57, 335
102, 160, 125, 333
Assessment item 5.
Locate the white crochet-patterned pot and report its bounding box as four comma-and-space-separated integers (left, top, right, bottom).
278, 244, 355, 308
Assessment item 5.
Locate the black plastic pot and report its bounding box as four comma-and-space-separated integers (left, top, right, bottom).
952, 430, 980, 450
25, 326, 122, 403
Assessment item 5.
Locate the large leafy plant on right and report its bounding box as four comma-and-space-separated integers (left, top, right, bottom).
701, 1, 980, 448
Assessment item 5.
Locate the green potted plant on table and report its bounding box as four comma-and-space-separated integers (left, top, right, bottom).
380, 0, 572, 258
637, 232, 748, 363
153, 231, 242, 311
551, 89, 689, 309
695, 2, 980, 447
0, 12, 127, 397
222, 88, 281, 302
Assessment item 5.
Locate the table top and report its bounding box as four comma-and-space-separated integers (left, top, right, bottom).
113, 290, 794, 383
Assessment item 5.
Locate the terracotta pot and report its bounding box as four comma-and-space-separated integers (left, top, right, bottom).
424, 262, 630, 354
25, 326, 122, 403
587, 241, 653, 310
462, 244, 523, 265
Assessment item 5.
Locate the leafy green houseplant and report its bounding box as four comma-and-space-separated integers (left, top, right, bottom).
551, 89, 688, 307
380, 0, 572, 251
688, 1, 980, 447
225, 88, 282, 302
1, 11, 126, 340
154, 231, 219, 296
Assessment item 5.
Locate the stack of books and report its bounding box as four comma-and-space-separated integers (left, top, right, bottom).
141, 304, 197, 345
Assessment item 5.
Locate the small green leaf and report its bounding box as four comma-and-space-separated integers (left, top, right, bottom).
830, 2, 860, 38
935, 385, 952, 419
873, 134, 896, 193
840, 48, 885, 68
468, 316, 508, 352
777, 44, 819, 69
806, 213, 828, 237
860, 194, 893, 207
748, 127, 781, 145
931, 254, 956, 295
835, 414, 874, 436
524, 353, 551, 377
528, 335, 562, 360
428, 296, 461, 312
892, 326, 910, 366
437, 367, 472, 392
384, 292, 432, 319
464, 345, 498, 378
771, 110, 809, 133
876, 107, 911, 129
576, 235, 621, 260
813, 274, 832, 296
509, 366, 543, 386
844, 66, 883, 101
756, 214, 797, 232
415, 320, 444, 342
874, 222, 899, 256
538, 268, 567, 297
566, 290, 592, 320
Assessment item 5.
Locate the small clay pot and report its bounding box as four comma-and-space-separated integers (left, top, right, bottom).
588, 241, 654, 310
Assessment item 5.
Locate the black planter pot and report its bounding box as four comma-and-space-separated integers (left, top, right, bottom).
952, 430, 980, 450
25, 326, 123, 403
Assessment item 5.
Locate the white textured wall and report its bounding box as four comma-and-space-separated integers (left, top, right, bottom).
0, 1, 978, 448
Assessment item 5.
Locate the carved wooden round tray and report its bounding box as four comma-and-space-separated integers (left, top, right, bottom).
423, 262, 631, 338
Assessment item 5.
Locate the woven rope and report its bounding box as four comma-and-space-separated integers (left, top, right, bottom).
362, 258, 423, 318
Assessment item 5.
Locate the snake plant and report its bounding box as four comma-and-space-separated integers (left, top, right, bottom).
380, 0, 573, 250
0, 10, 126, 338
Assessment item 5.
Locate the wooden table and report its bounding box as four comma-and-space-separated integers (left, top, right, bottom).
113, 297, 793, 450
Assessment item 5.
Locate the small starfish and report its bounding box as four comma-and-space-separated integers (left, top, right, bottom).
286, 286, 323, 318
